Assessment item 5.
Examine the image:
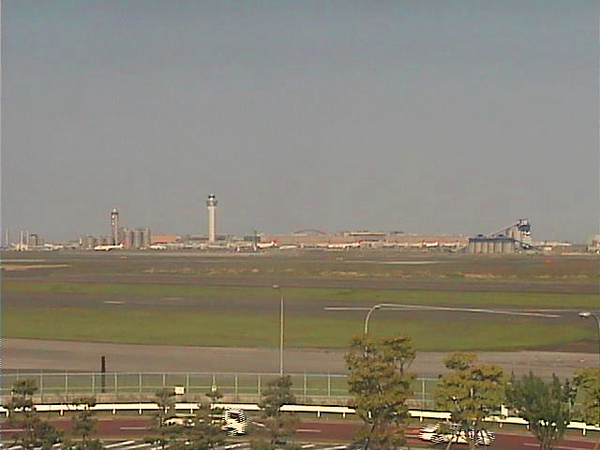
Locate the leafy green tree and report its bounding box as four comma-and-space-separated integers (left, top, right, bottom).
574, 368, 600, 450
252, 375, 298, 449
68, 396, 102, 450
206, 385, 224, 404
7, 379, 63, 450
145, 388, 180, 449
147, 389, 226, 450
435, 353, 504, 450
506, 372, 575, 450
574, 368, 600, 425
345, 335, 416, 450
174, 401, 226, 450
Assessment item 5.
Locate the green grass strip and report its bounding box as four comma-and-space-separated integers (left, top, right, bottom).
3, 306, 592, 351
3, 280, 599, 308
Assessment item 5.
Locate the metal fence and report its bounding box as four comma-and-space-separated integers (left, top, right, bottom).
0, 371, 438, 409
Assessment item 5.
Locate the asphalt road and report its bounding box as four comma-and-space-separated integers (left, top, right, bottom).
4, 338, 596, 378
2, 417, 598, 449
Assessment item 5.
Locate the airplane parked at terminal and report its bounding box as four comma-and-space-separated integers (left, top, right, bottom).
93, 244, 124, 251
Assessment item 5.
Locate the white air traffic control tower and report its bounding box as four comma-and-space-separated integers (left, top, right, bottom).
206, 194, 218, 243
110, 208, 119, 245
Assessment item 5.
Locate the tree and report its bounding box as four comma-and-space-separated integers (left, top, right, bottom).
574, 368, 600, 450
176, 401, 226, 450
6, 379, 63, 450
145, 388, 180, 449
506, 372, 575, 450
574, 368, 600, 425
68, 396, 102, 450
434, 352, 504, 450
345, 335, 416, 450
253, 375, 298, 449
146, 388, 226, 450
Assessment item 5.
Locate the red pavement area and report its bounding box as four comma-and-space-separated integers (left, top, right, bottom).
2, 417, 598, 449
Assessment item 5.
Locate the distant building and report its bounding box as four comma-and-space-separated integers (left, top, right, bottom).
587, 234, 600, 253
27, 233, 43, 248
110, 208, 119, 245
118, 227, 151, 249
80, 208, 150, 250
206, 194, 218, 243
81, 235, 98, 250
467, 236, 516, 254
151, 234, 181, 245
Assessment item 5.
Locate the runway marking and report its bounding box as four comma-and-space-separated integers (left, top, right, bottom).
296, 428, 322, 433
120, 426, 148, 430
105, 441, 136, 448
222, 444, 248, 449
301, 445, 315, 448
105, 301, 125, 304
320, 446, 347, 450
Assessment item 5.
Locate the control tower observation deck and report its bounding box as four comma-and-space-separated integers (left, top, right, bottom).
206, 194, 218, 243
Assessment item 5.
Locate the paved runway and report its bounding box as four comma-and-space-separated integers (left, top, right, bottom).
3, 339, 596, 378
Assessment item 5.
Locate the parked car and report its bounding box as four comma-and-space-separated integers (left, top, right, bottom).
419, 423, 495, 446
163, 414, 195, 427
162, 409, 248, 435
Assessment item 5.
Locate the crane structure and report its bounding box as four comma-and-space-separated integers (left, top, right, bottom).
488, 218, 532, 249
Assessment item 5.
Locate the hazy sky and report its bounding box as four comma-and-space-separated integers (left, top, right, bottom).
2, 1, 598, 242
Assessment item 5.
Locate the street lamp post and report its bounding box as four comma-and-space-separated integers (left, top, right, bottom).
579, 311, 600, 368
272, 285, 284, 376
364, 304, 385, 335
354, 303, 560, 336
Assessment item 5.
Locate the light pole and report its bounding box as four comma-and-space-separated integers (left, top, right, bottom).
272, 284, 284, 376
325, 303, 560, 336
579, 311, 600, 368
364, 304, 388, 335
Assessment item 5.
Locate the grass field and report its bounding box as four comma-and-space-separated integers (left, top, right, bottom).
2, 251, 599, 351
3, 305, 591, 351
4, 280, 599, 308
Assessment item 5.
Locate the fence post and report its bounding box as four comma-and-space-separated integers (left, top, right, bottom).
258, 375, 261, 397
64, 373, 69, 400
421, 378, 426, 410
40, 371, 44, 403
162, 373, 166, 388
91, 373, 95, 395
186, 373, 190, 393
101, 356, 106, 393
114, 373, 118, 399
303, 373, 307, 401
139, 373, 142, 399
235, 373, 239, 399
327, 373, 331, 399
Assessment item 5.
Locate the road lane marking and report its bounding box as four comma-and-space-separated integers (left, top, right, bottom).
105, 441, 136, 448
524, 444, 591, 449
120, 426, 149, 430
121, 444, 151, 450
296, 428, 322, 433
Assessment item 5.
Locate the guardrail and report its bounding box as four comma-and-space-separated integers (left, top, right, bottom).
1, 402, 599, 436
